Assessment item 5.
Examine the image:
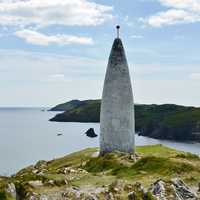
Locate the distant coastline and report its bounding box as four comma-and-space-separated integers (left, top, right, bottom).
49, 99, 200, 142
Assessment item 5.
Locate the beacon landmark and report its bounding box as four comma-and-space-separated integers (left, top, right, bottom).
100, 26, 135, 155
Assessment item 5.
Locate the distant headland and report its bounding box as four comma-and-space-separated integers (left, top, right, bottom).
49, 99, 200, 142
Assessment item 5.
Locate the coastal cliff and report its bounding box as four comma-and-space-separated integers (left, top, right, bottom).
50, 100, 200, 142
1, 145, 200, 200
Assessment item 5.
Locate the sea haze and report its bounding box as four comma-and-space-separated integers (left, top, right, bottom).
0, 108, 200, 175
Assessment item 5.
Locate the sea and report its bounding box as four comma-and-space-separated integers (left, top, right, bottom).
0, 107, 200, 176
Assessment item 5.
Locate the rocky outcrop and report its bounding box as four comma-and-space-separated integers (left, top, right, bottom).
172, 178, 197, 200
1, 179, 199, 200
6, 182, 17, 199
149, 179, 197, 200
85, 128, 98, 138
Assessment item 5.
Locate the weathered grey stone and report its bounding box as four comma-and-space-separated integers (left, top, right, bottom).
100, 37, 135, 155
149, 180, 166, 200
171, 178, 197, 200
40, 195, 48, 200
149, 179, 197, 200
105, 192, 114, 200
128, 191, 136, 200
28, 180, 43, 187
6, 182, 16, 199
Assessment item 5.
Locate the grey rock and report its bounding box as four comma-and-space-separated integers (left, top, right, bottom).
171, 178, 197, 200
149, 180, 166, 200
6, 182, 16, 199
40, 195, 48, 200
128, 191, 136, 200
149, 179, 197, 200
105, 192, 114, 200
28, 180, 43, 187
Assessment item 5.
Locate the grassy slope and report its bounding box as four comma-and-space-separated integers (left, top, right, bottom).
15, 145, 200, 186
1, 145, 200, 199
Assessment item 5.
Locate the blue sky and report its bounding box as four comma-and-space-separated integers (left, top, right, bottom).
0, 0, 200, 107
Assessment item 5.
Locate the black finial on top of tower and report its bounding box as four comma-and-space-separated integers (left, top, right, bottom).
116, 25, 120, 38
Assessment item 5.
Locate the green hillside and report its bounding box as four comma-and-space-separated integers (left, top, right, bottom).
50, 100, 200, 142
1, 145, 200, 199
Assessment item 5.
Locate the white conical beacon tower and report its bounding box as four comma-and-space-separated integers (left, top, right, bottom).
100, 25, 135, 155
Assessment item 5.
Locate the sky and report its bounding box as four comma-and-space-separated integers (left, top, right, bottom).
0, 0, 200, 107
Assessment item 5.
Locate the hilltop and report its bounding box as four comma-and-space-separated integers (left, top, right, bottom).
1, 145, 200, 199
49, 100, 200, 142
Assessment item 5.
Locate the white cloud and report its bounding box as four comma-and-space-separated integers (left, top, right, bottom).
1, 49, 200, 107
130, 35, 143, 39
158, 0, 200, 11
0, 0, 113, 28
47, 74, 70, 82
147, 9, 200, 27
143, 0, 200, 27
0, 49, 105, 106
189, 73, 200, 80
15, 29, 93, 45
124, 15, 134, 27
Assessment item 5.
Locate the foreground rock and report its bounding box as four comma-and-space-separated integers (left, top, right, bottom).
0, 145, 200, 199
150, 179, 198, 200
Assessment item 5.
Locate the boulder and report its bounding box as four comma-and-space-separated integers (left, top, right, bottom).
150, 179, 166, 199
6, 182, 16, 199
149, 179, 197, 200
128, 191, 136, 200
171, 178, 197, 200
28, 180, 43, 188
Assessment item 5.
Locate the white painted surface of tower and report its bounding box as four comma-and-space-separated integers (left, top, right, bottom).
100, 28, 135, 155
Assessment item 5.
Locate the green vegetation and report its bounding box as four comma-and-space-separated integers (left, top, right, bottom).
1, 145, 200, 199
84, 153, 128, 173
50, 100, 200, 141
50, 99, 100, 122
83, 145, 198, 182
49, 100, 84, 111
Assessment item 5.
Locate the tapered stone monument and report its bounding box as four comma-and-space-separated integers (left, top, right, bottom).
100, 26, 135, 155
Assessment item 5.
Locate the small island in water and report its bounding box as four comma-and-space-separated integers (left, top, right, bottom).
49, 99, 200, 142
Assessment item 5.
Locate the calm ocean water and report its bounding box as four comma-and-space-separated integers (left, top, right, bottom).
0, 107, 200, 175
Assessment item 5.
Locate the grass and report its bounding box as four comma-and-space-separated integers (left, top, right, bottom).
1, 145, 200, 199
46, 148, 98, 172
79, 145, 200, 187
112, 156, 196, 178
84, 153, 126, 173
175, 152, 200, 160
136, 144, 179, 157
